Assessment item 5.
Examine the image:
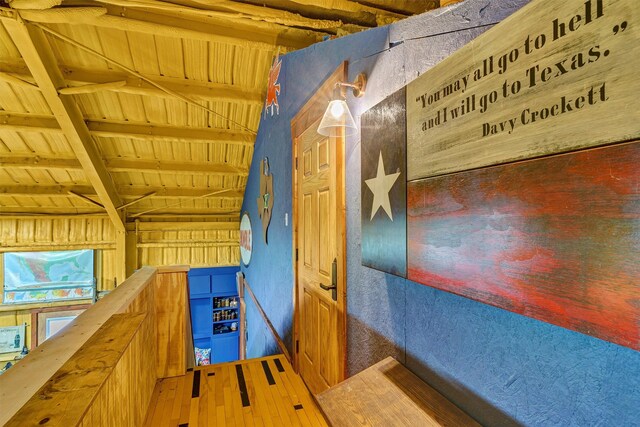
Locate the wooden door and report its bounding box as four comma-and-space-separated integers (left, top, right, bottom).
291, 63, 347, 395
295, 121, 342, 394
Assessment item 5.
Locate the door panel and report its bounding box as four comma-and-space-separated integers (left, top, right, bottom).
303, 193, 313, 268
318, 189, 331, 276
303, 288, 315, 363
318, 298, 332, 383
318, 139, 329, 169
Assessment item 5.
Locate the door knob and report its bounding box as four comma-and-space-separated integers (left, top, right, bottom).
319, 282, 338, 302
320, 258, 338, 301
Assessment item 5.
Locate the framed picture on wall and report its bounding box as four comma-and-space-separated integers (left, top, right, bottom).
0, 324, 25, 354
32, 305, 89, 347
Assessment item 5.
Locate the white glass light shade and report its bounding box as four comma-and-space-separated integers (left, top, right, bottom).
317, 100, 358, 136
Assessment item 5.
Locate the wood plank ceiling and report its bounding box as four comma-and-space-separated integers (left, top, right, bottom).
0, 0, 443, 227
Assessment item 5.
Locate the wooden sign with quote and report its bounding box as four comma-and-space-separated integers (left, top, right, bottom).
358, 0, 639, 350
406, 0, 639, 180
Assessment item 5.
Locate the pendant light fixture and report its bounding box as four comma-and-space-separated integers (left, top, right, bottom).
318, 73, 367, 136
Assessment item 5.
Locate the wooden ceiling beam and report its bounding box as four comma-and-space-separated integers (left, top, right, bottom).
126, 221, 239, 231
104, 4, 322, 49
0, 111, 254, 145
0, 206, 239, 216
0, 154, 248, 176
87, 0, 349, 33
0, 212, 109, 219
133, 213, 239, 220
289, 0, 407, 18
122, 187, 245, 199
0, 184, 244, 199
127, 209, 243, 217
18, 4, 320, 50
57, 80, 127, 95
0, 112, 61, 134
0, 155, 81, 169
0, 70, 39, 89
351, 0, 438, 15
105, 158, 248, 176
1, 16, 125, 233
0, 185, 104, 196
229, 0, 403, 27
0, 59, 264, 104
124, 208, 242, 216
87, 120, 254, 145
135, 241, 237, 248
0, 185, 102, 198
66, 70, 264, 105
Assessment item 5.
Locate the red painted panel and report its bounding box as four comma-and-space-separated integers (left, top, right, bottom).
407, 142, 640, 350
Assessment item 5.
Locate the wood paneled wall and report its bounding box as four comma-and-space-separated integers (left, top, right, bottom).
136, 228, 240, 267
0, 217, 118, 294
0, 217, 240, 284
0, 217, 117, 362
0, 217, 238, 360
153, 269, 187, 378
80, 312, 157, 427
5, 312, 155, 427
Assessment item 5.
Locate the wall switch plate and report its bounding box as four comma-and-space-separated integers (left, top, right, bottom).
285, 213, 288, 226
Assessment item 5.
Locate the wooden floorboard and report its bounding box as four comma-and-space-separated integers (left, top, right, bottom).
143, 355, 328, 427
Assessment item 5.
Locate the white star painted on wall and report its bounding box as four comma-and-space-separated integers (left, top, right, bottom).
365, 151, 401, 221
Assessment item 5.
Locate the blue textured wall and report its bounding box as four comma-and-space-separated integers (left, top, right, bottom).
241, 1, 640, 425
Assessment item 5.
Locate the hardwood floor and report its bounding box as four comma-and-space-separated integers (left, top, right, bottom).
143, 355, 329, 427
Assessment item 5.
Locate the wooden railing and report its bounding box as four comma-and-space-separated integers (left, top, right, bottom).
0, 265, 190, 426
240, 275, 291, 363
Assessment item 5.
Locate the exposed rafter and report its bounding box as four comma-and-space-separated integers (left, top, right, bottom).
0, 212, 109, 218
0, 206, 240, 216
131, 213, 239, 220
89, 0, 352, 33
0, 70, 38, 88
0, 155, 80, 169
87, 121, 253, 145
0, 59, 265, 104
127, 221, 240, 231
222, 0, 405, 27
1, 16, 125, 234
13, 5, 321, 50
0, 112, 254, 145
57, 80, 127, 95
105, 158, 248, 176
0, 154, 249, 176
0, 184, 245, 199
352, 0, 438, 15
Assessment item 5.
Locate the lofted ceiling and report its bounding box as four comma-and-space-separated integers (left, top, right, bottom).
0, 0, 447, 230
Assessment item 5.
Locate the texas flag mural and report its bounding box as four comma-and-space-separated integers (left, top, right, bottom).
358, 0, 639, 352
360, 88, 407, 277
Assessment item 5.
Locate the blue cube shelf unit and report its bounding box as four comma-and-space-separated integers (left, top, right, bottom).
188, 266, 240, 364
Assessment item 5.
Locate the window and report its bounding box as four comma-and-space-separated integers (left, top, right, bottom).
2, 250, 95, 304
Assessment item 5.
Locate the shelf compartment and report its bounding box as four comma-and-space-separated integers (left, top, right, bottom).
212, 329, 239, 336
213, 306, 238, 312
213, 300, 238, 309
213, 319, 239, 325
